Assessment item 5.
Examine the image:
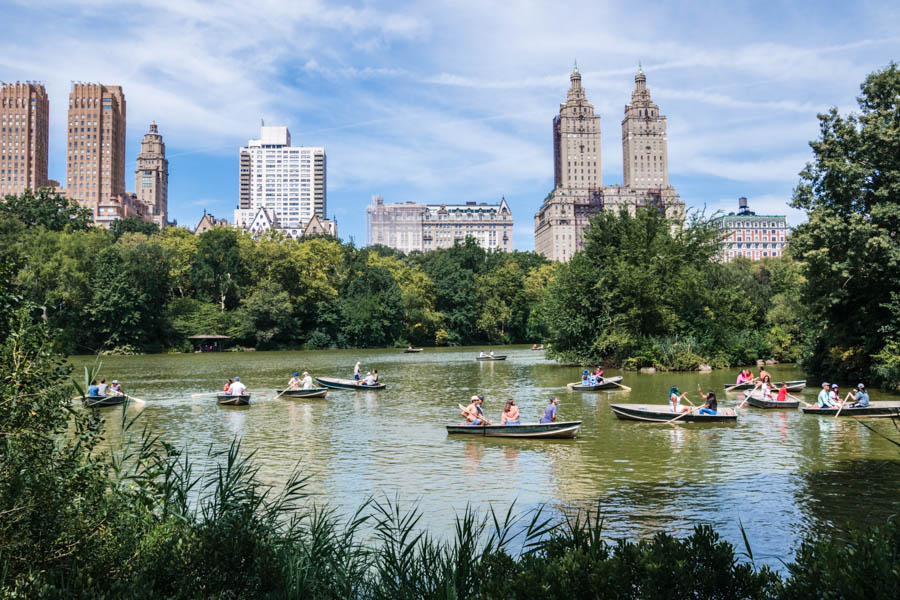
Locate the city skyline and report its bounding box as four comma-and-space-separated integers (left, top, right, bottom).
1, 1, 897, 247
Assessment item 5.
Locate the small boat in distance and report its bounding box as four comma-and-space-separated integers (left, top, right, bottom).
217, 394, 250, 406
725, 380, 806, 392
276, 388, 328, 398
744, 390, 799, 409
476, 355, 507, 361
571, 376, 624, 391
446, 421, 581, 439
610, 403, 737, 423
84, 394, 127, 408
801, 401, 900, 418
315, 376, 386, 390
403, 348, 423, 353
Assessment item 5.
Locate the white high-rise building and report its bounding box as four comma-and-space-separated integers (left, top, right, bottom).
234, 124, 326, 230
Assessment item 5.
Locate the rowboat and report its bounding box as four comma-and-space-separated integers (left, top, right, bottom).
217, 394, 250, 406
724, 380, 806, 392
84, 394, 127, 408
276, 388, 328, 398
610, 403, 738, 423
446, 421, 582, 439
476, 355, 507, 361
403, 348, 423, 353
315, 376, 386, 390
571, 376, 624, 391
801, 401, 900, 418
744, 390, 800, 409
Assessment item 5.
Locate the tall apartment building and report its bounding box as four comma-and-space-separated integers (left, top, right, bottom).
233, 124, 326, 230
367, 196, 513, 253
66, 83, 127, 220
713, 197, 788, 262
534, 66, 683, 261
0, 82, 49, 196
134, 121, 169, 227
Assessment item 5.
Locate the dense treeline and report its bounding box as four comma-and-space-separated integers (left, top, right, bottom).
0, 191, 554, 354
1, 284, 898, 597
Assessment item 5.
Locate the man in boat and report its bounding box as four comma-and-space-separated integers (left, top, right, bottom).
362, 371, 377, 386
847, 383, 870, 408
372, 369, 379, 383
501, 399, 520, 425
479, 351, 486, 358
96, 378, 108, 397
489, 351, 495, 358
816, 382, 835, 408
288, 372, 302, 389
87, 380, 100, 397
109, 380, 123, 395
229, 377, 247, 397
758, 366, 771, 382
696, 385, 718, 415
461, 395, 491, 425
540, 396, 560, 423
300, 371, 313, 389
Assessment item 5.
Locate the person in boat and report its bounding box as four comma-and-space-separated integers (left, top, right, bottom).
87, 379, 100, 397
489, 351, 495, 357
847, 383, 870, 408
735, 369, 751, 385
594, 366, 604, 379
532, 344, 537, 350
461, 395, 491, 426
362, 371, 376, 386
288, 372, 302, 389
755, 375, 774, 400
108, 380, 123, 395
758, 366, 771, 382
829, 384, 841, 406
696, 385, 718, 415
229, 377, 247, 397
372, 369, 379, 383
501, 399, 520, 425
300, 371, 313, 390
581, 369, 590, 386
354, 362, 361, 381
409, 345, 414, 350
816, 382, 835, 408
479, 351, 486, 358
96, 378, 108, 396
775, 382, 788, 402
224, 378, 233, 395
540, 396, 560, 423
669, 386, 690, 413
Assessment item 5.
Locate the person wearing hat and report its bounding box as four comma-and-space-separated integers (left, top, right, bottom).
668, 386, 690, 413
229, 377, 247, 397
300, 371, 313, 390
540, 396, 560, 423
461, 395, 491, 426
816, 382, 835, 408
848, 383, 869, 408
109, 380, 123, 395
581, 369, 591, 386
362, 371, 377, 386
829, 384, 841, 407
288, 372, 302, 390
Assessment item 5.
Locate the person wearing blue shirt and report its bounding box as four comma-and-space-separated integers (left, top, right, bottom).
87, 380, 100, 397
848, 383, 870, 408
540, 396, 559, 423
816, 382, 835, 408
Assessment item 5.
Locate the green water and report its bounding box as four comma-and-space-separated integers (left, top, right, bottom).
73, 345, 900, 564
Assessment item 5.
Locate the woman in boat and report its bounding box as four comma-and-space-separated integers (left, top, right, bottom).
288, 372, 302, 389
581, 369, 590, 386
735, 369, 750, 385
775, 382, 788, 402
372, 369, 379, 383
696, 385, 718, 415
758, 375, 774, 400
829, 384, 841, 406
223, 378, 233, 395
848, 383, 870, 408
540, 396, 560, 423
354, 362, 361, 381
501, 399, 520, 425
594, 366, 604, 379
669, 386, 690, 413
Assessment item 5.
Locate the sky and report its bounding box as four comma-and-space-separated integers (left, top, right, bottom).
1, 0, 898, 248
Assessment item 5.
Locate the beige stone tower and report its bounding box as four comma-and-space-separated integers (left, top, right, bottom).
0, 82, 50, 196
135, 122, 169, 227
66, 83, 126, 218
622, 66, 668, 189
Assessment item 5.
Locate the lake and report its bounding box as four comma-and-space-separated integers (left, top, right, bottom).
72, 345, 900, 566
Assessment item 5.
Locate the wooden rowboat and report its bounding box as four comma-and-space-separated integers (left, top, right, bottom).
446, 421, 582, 439
744, 390, 800, 409
610, 403, 737, 423
403, 348, 423, 353
476, 355, 507, 361
571, 376, 624, 391
84, 394, 127, 408
725, 380, 806, 392
217, 394, 250, 406
314, 376, 386, 390
801, 401, 900, 418
276, 388, 328, 398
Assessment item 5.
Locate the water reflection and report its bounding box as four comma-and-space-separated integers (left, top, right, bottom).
71, 346, 899, 567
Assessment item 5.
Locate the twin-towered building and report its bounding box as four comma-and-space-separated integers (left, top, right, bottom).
534, 65, 684, 261
1, 80, 169, 228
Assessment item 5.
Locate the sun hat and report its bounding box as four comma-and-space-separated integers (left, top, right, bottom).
822, 382, 829, 387
112, 380, 118, 384
470, 395, 479, 401
303, 371, 309, 376
857, 383, 865, 389
293, 372, 299, 376
234, 377, 240, 381
832, 384, 839, 389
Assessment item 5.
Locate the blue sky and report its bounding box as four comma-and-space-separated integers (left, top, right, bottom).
1, 1, 898, 248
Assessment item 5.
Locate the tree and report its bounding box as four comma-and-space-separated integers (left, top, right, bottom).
192, 227, 246, 311
0, 187, 93, 231
338, 260, 403, 348
109, 216, 159, 240
239, 279, 297, 349
790, 62, 900, 385
159, 227, 200, 298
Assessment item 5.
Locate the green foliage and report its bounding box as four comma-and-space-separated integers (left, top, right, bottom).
790, 62, 900, 386
108, 216, 159, 240
191, 227, 246, 311
0, 187, 93, 231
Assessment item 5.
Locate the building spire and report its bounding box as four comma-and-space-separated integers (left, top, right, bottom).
573, 59, 579, 74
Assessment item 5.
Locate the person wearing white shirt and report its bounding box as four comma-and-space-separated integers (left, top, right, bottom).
300, 371, 313, 389
229, 377, 247, 396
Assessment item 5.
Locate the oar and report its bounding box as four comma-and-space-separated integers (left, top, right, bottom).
608, 379, 632, 392
664, 408, 695, 425
457, 403, 491, 425
787, 392, 811, 407
272, 387, 297, 401
566, 381, 580, 390
124, 394, 146, 407
191, 392, 219, 398
834, 392, 853, 418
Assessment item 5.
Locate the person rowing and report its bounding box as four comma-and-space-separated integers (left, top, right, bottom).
501, 399, 520, 425
108, 380, 123, 395
669, 386, 691, 413
288, 372, 302, 390
461, 395, 492, 426
540, 396, 560, 423
815, 382, 836, 408
696, 384, 718, 415
847, 383, 869, 408
753, 375, 774, 400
